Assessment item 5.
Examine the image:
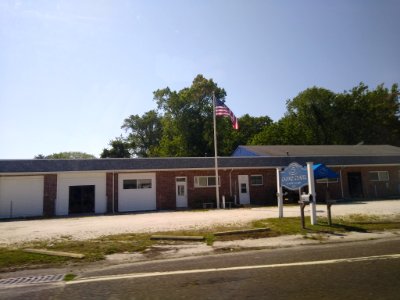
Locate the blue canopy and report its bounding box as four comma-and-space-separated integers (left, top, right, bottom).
313, 164, 339, 179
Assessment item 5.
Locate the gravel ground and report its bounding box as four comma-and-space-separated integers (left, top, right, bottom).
1, 200, 399, 246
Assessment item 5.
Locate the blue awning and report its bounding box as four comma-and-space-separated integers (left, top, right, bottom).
313, 164, 339, 179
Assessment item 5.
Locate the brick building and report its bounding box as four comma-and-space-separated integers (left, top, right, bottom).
0, 145, 399, 219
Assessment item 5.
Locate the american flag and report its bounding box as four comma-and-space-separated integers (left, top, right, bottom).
215, 98, 239, 130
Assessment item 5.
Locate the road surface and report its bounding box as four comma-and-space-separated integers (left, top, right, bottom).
1, 237, 400, 299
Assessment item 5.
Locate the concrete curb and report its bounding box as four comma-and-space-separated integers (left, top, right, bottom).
214, 228, 270, 236
24, 249, 85, 259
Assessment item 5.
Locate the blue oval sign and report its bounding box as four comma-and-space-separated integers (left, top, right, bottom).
280, 162, 308, 190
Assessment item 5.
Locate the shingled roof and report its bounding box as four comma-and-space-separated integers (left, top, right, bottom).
1, 154, 399, 174
232, 145, 400, 157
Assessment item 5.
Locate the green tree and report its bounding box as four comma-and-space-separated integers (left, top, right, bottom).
251, 83, 400, 146
251, 116, 305, 145
154, 74, 230, 156
233, 114, 272, 145
35, 152, 96, 159
100, 138, 131, 158
121, 110, 162, 157
332, 83, 400, 145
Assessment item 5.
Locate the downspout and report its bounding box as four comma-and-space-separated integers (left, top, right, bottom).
112, 171, 115, 214
340, 167, 344, 199
229, 169, 234, 197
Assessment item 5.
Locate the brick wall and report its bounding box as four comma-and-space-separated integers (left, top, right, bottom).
231, 169, 277, 205
106, 173, 119, 213
112, 165, 400, 212
313, 166, 400, 201
43, 174, 57, 217
155, 169, 277, 209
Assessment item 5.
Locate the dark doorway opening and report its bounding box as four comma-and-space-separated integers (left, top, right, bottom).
348, 172, 363, 198
69, 185, 95, 214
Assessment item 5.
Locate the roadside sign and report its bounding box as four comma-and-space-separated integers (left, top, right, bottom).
280, 162, 308, 190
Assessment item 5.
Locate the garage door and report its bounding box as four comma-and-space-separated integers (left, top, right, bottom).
57, 172, 106, 216
118, 173, 156, 212
0, 176, 44, 219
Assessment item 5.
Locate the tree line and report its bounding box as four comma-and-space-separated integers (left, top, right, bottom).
35, 74, 399, 159
101, 74, 399, 158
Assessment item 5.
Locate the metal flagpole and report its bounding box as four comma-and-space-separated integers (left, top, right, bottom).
212, 92, 220, 209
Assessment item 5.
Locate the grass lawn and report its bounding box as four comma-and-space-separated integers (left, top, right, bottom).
1, 213, 399, 272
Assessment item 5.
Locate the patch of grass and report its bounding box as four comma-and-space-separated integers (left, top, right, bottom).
1, 214, 399, 272
0, 248, 70, 271
63, 273, 77, 281
0, 233, 155, 272
205, 234, 215, 246
250, 213, 400, 238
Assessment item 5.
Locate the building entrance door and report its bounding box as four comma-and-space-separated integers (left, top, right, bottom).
238, 175, 250, 205
69, 185, 95, 214
348, 172, 363, 198
176, 177, 188, 208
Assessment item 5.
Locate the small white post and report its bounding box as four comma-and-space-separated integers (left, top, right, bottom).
276, 168, 283, 218
307, 162, 317, 225
222, 195, 226, 209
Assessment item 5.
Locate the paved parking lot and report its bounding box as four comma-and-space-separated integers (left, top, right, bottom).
1, 200, 399, 245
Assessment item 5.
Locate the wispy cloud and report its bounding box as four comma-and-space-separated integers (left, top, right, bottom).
1, 0, 106, 26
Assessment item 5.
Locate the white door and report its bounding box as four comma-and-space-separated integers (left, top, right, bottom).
176, 177, 188, 208
0, 176, 44, 218
238, 175, 250, 205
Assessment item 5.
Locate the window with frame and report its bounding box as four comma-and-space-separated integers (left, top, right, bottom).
194, 176, 221, 187
250, 175, 263, 186
123, 179, 152, 189
316, 178, 339, 184
368, 171, 389, 182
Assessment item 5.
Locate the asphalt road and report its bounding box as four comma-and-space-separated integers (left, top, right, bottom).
2, 237, 400, 299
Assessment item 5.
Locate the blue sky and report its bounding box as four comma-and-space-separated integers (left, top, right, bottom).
1, 0, 399, 159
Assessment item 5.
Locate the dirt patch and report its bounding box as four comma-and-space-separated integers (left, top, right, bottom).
1, 200, 400, 246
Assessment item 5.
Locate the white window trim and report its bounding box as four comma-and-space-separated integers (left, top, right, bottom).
123, 178, 152, 189
368, 171, 389, 182
194, 176, 221, 188
176, 177, 187, 183
316, 178, 339, 184
250, 174, 263, 186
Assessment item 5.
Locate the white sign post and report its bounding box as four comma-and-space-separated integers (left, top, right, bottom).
307, 162, 317, 225
276, 168, 283, 218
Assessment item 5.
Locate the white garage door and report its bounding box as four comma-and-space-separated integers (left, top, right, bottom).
0, 176, 44, 219
119, 173, 156, 212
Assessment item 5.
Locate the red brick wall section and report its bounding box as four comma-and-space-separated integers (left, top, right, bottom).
315, 166, 400, 201
117, 166, 399, 212
361, 166, 399, 198
155, 169, 278, 209
106, 173, 119, 213
43, 174, 57, 217
106, 173, 113, 213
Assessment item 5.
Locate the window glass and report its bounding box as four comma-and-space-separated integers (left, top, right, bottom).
194, 176, 220, 187
241, 183, 247, 193
208, 177, 216, 186
123, 179, 137, 189
250, 175, 263, 185
369, 171, 389, 181
178, 185, 185, 196
138, 179, 152, 189
198, 177, 208, 187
